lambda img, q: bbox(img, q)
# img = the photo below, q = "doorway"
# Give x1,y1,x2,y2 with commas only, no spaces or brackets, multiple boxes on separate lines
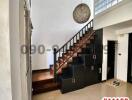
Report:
107,41,116,80
128,33,132,83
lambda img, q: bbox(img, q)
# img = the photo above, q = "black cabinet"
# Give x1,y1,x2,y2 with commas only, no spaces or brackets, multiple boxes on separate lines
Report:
60,29,103,93
73,65,86,88
61,65,85,93
61,78,76,93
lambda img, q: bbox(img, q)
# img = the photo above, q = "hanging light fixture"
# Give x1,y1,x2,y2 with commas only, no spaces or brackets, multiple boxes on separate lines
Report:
73,1,91,24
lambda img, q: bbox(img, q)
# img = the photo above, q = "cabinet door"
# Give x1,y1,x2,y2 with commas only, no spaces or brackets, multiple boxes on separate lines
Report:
93,44,103,65
85,29,103,84
73,65,85,89
84,66,94,85
84,54,94,66
84,65,101,86
93,29,103,80
61,78,76,93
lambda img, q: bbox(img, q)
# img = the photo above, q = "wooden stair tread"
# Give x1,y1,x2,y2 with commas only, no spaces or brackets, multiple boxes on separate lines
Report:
32,71,53,82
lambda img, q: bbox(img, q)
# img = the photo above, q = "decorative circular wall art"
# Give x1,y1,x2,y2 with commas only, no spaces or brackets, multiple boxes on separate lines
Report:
73,3,91,24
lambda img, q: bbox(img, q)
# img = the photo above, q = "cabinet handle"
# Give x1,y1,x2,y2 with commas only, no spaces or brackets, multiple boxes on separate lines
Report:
93,55,96,59
72,78,76,83
99,68,102,74
91,66,94,71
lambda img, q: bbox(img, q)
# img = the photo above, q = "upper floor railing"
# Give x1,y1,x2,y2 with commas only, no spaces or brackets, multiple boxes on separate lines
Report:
95,0,123,15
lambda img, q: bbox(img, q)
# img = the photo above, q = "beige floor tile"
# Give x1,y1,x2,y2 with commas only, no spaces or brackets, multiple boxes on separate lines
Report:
33,80,132,100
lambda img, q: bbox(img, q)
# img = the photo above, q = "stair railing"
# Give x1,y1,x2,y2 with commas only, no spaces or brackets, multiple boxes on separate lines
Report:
53,19,93,80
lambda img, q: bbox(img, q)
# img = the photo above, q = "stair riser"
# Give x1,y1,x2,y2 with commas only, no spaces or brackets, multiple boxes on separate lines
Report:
33,86,59,95
33,79,54,88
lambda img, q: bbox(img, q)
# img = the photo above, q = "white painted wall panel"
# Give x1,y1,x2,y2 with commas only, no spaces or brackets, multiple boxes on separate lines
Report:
0,0,12,100
102,27,117,81
102,25,132,82
116,34,128,82
94,0,132,30
31,0,94,70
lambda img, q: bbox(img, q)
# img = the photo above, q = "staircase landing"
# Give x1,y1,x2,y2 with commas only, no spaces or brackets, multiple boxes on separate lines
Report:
32,70,53,82
32,70,60,95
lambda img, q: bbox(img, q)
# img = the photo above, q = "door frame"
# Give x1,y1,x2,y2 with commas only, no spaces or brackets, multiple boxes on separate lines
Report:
127,33,132,83
107,40,117,80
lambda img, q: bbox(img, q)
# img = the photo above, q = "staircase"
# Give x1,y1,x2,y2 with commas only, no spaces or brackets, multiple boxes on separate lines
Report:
32,70,60,95
32,20,102,94
52,20,94,78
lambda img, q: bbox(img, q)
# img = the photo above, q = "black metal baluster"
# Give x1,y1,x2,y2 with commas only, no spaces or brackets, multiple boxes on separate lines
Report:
73,39,74,46
76,35,77,42
66,44,67,51
59,51,60,58
54,48,57,81
73,37,75,44
79,32,80,39
84,28,86,34
87,24,88,31
63,47,64,53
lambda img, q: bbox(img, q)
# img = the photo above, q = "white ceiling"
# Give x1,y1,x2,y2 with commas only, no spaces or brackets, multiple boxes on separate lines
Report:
108,20,132,30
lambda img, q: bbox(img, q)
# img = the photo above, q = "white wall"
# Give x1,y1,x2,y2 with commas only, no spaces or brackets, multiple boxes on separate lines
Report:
102,27,117,81
9,0,23,100
9,0,31,100
102,25,132,82
116,27,132,82
0,0,12,100
19,0,31,100
0,0,31,100
94,0,132,30
31,0,94,70
93,0,132,81
116,34,128,82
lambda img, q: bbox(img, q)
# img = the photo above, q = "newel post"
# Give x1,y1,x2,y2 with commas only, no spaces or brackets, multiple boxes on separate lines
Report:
54,48,57,82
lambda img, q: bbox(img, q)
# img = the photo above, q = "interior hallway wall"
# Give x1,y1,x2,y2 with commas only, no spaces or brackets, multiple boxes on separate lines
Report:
102,27,117,81
0,0,12,100
116,27,132,82
116,34,128,82
102,26,132,82
94,0,132,30
31,0,94,70
10,0,31,100
0,0,31,100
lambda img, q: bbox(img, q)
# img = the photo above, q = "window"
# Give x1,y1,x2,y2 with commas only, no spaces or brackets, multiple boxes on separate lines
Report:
95,0,123,15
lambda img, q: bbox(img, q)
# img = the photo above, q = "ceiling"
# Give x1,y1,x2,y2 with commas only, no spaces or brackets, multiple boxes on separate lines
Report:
108,20,132,30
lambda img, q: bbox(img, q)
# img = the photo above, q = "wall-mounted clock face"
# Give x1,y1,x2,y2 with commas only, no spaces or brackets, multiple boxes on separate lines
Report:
73,3,91,24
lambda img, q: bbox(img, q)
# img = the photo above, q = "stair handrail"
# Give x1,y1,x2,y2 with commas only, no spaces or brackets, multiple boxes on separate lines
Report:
56,19,93,53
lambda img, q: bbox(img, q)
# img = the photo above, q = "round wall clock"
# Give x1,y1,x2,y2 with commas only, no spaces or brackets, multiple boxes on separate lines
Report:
73,3,91,24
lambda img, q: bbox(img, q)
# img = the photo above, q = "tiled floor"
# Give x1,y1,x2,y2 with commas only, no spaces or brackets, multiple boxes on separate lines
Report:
33,80,132,100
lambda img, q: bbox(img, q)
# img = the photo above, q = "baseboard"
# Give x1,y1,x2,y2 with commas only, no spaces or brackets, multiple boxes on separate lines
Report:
32,69,50,74
101,80,107,83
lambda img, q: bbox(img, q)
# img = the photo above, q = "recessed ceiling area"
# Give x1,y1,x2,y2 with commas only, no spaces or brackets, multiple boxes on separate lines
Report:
107,19,132,30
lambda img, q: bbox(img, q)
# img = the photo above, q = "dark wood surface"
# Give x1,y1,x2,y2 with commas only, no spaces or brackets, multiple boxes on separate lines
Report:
32,70,60,95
